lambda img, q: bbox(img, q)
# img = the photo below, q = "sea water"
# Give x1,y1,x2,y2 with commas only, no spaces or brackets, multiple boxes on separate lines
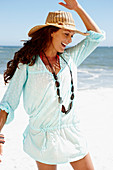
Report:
0,46,113,90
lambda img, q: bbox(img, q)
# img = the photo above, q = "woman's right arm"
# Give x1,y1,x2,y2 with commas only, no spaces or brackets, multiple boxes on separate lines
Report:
0,63,28,125
0,63,28,162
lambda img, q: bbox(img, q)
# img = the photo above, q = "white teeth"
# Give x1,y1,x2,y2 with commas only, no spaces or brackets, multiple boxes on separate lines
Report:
62,42,67,46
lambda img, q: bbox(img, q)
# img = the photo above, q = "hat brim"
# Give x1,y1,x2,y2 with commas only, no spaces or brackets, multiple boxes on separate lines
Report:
28,23,89,37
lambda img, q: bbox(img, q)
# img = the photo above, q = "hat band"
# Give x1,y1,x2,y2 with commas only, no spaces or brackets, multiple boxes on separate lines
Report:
46,22,75,27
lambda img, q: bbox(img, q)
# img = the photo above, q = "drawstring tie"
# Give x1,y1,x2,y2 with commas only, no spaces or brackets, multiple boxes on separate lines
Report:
41,128,48,150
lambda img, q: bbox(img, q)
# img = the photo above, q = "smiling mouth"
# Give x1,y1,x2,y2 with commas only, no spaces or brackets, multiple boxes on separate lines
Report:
61,42,67,48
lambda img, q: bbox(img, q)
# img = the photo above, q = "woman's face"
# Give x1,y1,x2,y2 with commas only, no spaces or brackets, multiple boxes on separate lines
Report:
50,28,75,53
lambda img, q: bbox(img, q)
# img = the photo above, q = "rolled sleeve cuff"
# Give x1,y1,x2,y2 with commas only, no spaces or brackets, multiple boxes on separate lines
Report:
0,102,14,124
86,30,106,42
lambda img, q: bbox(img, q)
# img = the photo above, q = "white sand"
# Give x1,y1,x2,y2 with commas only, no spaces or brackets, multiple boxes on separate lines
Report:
0,74,113,170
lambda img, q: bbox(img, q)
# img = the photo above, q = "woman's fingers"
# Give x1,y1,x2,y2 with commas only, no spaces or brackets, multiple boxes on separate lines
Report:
59,2,73,10
59,2,67,8
59,2,65,6
59,0,79,10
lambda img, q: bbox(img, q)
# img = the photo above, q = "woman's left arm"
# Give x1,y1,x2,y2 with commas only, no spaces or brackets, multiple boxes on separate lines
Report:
59,0,101,33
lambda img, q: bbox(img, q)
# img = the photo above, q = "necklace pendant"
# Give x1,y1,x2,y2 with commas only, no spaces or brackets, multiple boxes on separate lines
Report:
53,73,58,80
57,88,60,96
58,97,63,104
61,105,66,113
70,93,74,100
55,81,60,87
65,110,70,114
68,101,73,110
71,85,74,92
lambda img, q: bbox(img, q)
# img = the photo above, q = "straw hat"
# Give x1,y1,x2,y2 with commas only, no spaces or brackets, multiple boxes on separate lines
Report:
28,11,89,37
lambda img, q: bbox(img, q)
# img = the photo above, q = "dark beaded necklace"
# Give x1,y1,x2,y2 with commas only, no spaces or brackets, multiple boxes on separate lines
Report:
42,52,74,114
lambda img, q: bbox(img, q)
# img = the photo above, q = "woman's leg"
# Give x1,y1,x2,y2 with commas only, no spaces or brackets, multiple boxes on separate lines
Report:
36,161,57,170
70,153,94,170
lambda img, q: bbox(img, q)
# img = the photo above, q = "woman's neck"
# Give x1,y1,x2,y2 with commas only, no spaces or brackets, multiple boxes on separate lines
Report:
42,52,58,62
44,45,57,58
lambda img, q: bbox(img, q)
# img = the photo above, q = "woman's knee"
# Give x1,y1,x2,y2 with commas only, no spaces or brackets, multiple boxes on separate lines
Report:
36,161,57,170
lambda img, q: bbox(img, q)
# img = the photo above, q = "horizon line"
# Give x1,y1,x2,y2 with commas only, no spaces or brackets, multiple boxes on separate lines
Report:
0,45,113,48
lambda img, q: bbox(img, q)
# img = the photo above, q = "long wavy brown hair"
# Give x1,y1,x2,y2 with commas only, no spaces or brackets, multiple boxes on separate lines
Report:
4,26,60,84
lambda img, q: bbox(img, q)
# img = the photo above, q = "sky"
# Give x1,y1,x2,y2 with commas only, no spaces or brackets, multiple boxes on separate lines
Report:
0,0,113,46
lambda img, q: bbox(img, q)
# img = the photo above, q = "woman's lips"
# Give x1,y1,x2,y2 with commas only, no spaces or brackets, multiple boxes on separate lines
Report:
61,42,67,48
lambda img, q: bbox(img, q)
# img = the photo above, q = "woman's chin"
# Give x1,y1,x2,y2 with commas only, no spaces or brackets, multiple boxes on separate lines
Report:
58,49,65,53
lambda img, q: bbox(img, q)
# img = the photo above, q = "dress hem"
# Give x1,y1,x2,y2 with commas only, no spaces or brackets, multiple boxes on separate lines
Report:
23,148,89,165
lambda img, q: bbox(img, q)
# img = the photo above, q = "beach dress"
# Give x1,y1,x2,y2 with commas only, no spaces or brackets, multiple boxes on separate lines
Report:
0,30,105,164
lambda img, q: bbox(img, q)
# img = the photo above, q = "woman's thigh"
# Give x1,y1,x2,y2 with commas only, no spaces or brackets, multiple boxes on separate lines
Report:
36,161,57,170
70,153,94,170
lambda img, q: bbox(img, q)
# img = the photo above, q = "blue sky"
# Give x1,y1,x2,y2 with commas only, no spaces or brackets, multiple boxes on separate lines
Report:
0,0,112,46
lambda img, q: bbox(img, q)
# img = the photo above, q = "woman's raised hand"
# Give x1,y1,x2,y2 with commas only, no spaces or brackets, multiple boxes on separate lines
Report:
59,0,80,11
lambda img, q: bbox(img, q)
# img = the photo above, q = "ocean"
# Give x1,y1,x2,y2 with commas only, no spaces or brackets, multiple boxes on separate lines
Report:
0,46,113,90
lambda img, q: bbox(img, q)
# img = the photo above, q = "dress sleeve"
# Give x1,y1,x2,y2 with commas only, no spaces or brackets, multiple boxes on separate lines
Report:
65,30,105,67
0,63,28,124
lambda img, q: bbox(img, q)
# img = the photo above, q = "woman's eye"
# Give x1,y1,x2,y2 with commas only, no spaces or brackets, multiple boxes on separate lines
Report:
65,33,69,36
64,33,74,38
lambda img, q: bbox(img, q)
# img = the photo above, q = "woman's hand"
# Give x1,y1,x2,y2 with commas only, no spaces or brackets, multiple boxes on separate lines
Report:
59,0,101,33
0,143,3,162
59,0,80,11
0,133,5,162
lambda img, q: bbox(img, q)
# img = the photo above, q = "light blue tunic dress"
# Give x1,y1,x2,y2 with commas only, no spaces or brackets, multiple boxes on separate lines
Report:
0,30,105,164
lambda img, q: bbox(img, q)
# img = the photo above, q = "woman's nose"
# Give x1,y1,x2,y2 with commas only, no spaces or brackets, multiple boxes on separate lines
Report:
68,36,72,43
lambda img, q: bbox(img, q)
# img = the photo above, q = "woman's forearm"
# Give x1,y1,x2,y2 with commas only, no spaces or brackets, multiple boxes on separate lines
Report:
74,4,102,33
0,110,8,132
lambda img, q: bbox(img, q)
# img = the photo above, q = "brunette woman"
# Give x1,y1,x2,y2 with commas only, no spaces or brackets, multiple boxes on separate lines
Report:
0,0,105,169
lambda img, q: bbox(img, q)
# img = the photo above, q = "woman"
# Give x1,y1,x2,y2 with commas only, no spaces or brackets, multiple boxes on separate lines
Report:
0,0,105,169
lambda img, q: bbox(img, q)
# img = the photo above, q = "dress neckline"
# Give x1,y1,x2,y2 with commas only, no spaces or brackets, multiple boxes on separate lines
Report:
39,54,61,76
38,52,70,77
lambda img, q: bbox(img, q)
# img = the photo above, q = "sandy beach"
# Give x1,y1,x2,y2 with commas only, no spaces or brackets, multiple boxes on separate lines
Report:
0,74,113,170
